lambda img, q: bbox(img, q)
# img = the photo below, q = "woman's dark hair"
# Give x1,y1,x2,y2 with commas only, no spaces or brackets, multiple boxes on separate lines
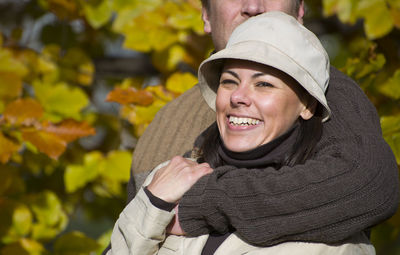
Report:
197,104,323,169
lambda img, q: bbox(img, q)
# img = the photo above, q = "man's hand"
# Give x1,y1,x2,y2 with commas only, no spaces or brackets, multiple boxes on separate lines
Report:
147,156,213,203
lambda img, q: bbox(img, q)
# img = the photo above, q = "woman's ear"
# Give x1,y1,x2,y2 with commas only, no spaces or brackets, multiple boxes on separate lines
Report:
300,99,317,120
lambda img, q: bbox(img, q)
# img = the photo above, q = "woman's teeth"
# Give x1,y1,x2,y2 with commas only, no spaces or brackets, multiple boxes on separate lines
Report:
229,116,260,126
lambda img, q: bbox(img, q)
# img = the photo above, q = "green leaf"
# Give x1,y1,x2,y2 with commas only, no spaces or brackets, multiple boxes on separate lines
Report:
64,151,103,193
28,191,68,240
381,115,400,165
381,115,400,136
101,150,132,182
379,69,400,99
53,231,99,255
152,44,186,72
166,72,197,94
83,0,113,29
0,239,46,255
33,80,89,121
357,0,394,39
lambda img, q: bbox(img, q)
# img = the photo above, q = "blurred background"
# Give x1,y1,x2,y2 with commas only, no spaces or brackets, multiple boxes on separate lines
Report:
0,0,399,254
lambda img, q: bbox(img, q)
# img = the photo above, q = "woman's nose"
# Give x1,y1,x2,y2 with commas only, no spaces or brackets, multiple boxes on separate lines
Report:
241,0,265,17
230,85,251,107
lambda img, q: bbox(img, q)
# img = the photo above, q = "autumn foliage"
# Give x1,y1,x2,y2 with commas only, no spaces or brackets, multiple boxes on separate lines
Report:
0,0,399,254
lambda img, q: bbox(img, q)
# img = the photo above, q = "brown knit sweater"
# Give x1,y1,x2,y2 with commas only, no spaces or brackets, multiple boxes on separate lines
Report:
126,67,398,245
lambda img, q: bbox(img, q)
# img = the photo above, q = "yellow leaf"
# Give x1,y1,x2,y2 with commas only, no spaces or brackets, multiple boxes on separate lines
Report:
358,0,394,39
145,85,175,102
65,152,103,193
83,0,113,28
389,3,400,28
11,205,32,237
4,98,44,125
42,119,96,142
379,69,400,99
22,130,66,160
106,87,154,106
0,72,23,100
166,72,198,94
0,132,20,164
122,99,166,126
152,44,186,72
33,80,89,121
0,48,28,76
101,150,132,182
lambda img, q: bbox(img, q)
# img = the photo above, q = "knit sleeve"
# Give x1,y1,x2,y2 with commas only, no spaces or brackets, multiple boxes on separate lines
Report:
178,67,399,246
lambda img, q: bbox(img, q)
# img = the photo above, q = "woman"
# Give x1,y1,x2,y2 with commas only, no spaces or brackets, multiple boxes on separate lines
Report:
107,12,374,255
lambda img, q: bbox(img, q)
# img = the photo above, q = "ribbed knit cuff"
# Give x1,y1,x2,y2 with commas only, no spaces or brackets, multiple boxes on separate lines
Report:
179,174,212,236
179,168,231,237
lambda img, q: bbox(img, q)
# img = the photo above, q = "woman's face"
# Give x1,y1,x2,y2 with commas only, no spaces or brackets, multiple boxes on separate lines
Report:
216,59,314,152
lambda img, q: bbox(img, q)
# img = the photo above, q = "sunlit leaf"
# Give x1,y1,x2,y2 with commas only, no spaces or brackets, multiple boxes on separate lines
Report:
0,132,20,164
22,130,67,160
0,42,28,94
9,205,32,239
100,150,132,182
42,119,96,142
166,72,197,94
64,151,103,193
0,72,23,101
152,44,186,72
96,229,112,254
28,191,68,240
0,48,28,76
4,98,43,126
379,69,400,99
0,238,45,255
83,0,113,29
33,81,89,121
121,99,166,127
167,1,204,34
145,85,175,102
381,115,400,164
54,231,99,255
358,0,394,39
322,0,359,23
106,87,154,106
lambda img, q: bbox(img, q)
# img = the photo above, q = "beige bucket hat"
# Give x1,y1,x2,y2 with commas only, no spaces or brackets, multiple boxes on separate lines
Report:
198,11,331,121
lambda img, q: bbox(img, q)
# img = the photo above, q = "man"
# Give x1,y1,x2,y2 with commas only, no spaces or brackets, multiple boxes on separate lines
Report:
110,0,399,251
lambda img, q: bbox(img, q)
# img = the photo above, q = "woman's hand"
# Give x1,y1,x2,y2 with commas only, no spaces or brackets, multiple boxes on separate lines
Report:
166,205,185,235
147,156,213,203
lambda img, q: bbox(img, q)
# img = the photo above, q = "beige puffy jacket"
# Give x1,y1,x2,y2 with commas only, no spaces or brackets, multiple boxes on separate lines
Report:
107,161,376,255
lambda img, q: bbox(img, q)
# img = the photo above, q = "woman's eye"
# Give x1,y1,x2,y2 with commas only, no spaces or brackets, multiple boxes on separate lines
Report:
220,79,237,85
256,81,274,87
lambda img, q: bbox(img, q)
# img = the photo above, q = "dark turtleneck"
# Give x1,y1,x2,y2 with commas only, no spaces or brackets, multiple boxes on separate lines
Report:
201,123,300,255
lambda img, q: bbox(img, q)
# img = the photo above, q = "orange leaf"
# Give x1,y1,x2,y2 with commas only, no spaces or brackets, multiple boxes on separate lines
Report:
42,119,96,142
22,130,66,160
0,132,20,164
106,87,154,106
4,98,43,125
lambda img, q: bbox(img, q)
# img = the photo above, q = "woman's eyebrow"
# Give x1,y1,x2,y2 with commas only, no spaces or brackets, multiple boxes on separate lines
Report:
222,70,239,79
252,72,266,78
